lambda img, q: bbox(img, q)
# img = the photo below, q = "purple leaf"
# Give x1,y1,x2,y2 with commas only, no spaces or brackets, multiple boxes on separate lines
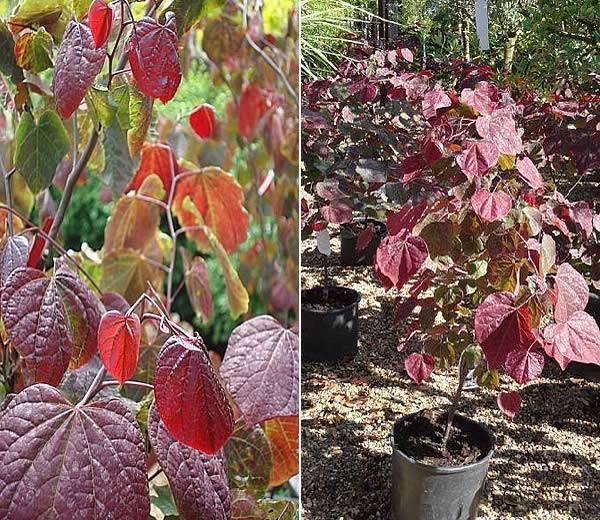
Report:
516,157,544,192
554,262,589,323
497,391,521,419
356,225,375,251
422,86,451,119
53,20,106,119
504,347,544,384
154,334,234,454
456,140,499,179
101,292,130,313
0,236,29,288
470,188,513,222
148,405,230,520
0,384,149,518
0,267,72,386
404,352,435,384
374,230,428,291
386,202,427,235
543,311,600,365
220,316,299,427
475,110,522,155
459,81,498,115
320,199,353,224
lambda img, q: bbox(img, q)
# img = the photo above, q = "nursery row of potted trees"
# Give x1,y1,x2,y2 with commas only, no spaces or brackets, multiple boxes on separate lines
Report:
301,43,600,519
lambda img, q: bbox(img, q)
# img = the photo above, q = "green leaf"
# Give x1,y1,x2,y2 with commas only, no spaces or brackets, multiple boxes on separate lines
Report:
14,27,53,73
259,499,298,520
101,112,137,195
150,483,178,519
127,80,153,157
162,0,225,37
8,0,67,38
14,110,69,194
0,21,24,83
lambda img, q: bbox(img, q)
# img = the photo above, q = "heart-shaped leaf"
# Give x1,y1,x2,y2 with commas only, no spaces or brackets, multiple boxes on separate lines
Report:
190,104,217,139
154,334,234,453
456,140,499,179
422,85,451,119
374,230,428,291
220,316,299,427
460,81,498,115
14,27,53,73
516,156,544,192
127,81,154,157
476,111,522,155
356,225,375,251
386,202,427,235
263,416,299,488
148,405,231,520
504,347,544,384
97,310,141,384
53,20,106,119
125,13,181,103
471,188,513,222
0,235,29,288
181,248,212,322
88,0,113,48
404,352,435,384
320,200,353,224
238,84,268,140
173,167,249,253
14,111,69,194
554,262,589,323
0,384,150,518
497,390,521,419
224,425,272,497
1,267,72,385
125,141,176,198
543,311,600,365
474,291,535,369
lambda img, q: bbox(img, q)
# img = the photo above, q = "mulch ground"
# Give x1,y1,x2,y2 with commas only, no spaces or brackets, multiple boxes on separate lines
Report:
300,234,600,520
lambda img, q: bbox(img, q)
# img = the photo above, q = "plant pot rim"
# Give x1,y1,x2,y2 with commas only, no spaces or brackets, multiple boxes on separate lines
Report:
301,285,361,314
391,410,495,474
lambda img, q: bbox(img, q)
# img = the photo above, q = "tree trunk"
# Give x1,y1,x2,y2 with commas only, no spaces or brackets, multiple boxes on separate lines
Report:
503,33,518,74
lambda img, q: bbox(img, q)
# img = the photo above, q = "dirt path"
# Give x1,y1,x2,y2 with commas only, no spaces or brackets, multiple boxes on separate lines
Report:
300,236,600,520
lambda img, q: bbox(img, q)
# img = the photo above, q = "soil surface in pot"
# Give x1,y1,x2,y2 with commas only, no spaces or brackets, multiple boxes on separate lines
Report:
302,286,358,312
395,410,486,467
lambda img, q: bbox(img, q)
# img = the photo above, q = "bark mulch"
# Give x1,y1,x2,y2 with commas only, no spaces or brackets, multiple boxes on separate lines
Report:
300,235,600,520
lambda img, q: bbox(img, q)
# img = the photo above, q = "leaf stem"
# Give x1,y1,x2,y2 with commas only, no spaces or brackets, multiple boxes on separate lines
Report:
0,156,14,237
100,379,154,392
78,366,107,406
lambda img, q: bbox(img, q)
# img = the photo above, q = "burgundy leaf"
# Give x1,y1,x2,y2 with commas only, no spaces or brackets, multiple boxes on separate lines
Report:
459,81,498,115
470,188,513,222
516,157,544,192
55,266,102,369
360,83,378,103
320,199,353,224
475,111,522,155
101,292,130,313
0,384,150,519
356,225,375,251
504,347,544,384
400,153,427,183
474,292,535,369
154,334,234,454
125,13,181,103
88,0,113,49
27,217,53,268
374,230,428,291
148,405,230,520
422,86,451,119
543,311,600,365
53,20,106,119
97,310,141,384
238,84,268,140
568,201,594,239
220,316,299,427
404,352,435,384
554,262,589,323
0,236,29,288
497,391,521,419
190,104,217,139
0,268,72,386
386,202,427,235
456,140,499,179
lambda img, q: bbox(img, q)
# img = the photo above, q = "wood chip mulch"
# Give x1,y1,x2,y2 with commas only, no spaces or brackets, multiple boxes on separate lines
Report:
300,236,600,520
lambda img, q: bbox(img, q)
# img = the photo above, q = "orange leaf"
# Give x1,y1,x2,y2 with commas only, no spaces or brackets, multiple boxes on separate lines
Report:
263,416,299,487
97,310,141,384
173,167,249,254
125,142,177,198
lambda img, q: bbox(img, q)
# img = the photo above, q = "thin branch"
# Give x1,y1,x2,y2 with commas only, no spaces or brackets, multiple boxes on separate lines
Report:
0,156,13,237
78,366,107,406
100,380,154,392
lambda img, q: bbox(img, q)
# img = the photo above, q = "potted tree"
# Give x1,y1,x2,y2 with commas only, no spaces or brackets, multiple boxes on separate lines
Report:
365,56,600,519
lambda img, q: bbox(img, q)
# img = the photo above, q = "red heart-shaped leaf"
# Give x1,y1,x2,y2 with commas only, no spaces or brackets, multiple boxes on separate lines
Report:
374,230,428,291
220,316,299,427
125,141,177,199
88,0,113,49
404,352,435,384
53,20,106,118
497,391,521,419
554,262,589,323
422,85,451,119
543,311,600,365
356,225,375,251
154,334,234,454
516,156,544,192
190,104,217,139
504,347,544,384
238,84,268,140
471,188,513,222
125,13,181,103
97,310,141,384
476,110,522,155
456,140,499,179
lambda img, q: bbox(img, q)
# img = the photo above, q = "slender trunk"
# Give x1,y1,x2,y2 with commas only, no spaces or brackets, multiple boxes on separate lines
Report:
443,352,469,448
503,33,518,74
464,19,471,62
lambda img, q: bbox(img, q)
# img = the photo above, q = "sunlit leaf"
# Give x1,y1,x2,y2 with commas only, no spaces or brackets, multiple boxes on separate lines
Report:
98,310,141,384
263,416,299,488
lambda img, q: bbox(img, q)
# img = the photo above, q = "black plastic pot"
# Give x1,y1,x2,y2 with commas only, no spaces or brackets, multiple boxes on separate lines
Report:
340,218,386,266
567,292,600,380
391,412,495,520
301,286,360,362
